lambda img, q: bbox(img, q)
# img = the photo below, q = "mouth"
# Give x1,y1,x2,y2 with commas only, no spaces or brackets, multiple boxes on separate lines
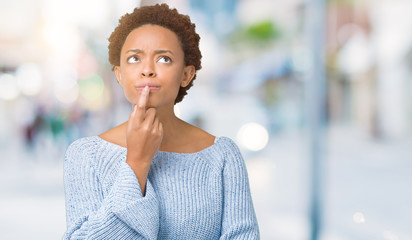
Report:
136,84,161,91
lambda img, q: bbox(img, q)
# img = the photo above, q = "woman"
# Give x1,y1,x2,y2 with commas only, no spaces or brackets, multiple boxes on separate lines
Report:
63,4,259,239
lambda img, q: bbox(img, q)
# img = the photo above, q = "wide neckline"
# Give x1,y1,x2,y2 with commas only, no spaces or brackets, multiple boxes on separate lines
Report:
94,135,221,156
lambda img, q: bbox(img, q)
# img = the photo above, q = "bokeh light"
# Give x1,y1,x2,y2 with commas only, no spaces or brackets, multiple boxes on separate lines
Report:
79,74,104,102
54,83,79,105
0,73,20,101
50,66,78,91
237,122,269,151
77,74,110,110
352,212,366,224
16,63,44,96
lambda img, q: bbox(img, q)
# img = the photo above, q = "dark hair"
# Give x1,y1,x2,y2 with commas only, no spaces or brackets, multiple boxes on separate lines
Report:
108,3,202,104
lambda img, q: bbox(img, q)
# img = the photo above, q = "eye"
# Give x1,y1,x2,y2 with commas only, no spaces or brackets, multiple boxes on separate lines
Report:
158,56,172,64
127,56,140,63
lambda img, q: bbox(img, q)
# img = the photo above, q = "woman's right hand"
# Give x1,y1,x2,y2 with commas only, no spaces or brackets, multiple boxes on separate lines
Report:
125,86,163,193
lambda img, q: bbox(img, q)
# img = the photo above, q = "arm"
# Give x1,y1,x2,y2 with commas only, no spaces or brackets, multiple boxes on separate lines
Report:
64,85,162,239
220,139,260,239
125,85,163,196
63,141,159,240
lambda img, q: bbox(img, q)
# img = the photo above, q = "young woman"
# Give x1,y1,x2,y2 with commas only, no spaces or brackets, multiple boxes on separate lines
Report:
63,4,259,239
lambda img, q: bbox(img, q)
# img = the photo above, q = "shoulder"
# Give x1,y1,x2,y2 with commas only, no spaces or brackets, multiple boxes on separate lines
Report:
214,136,242,156
215,136,248,167
64,136,101,169
63,137,104,189
203,136,244,165
66,136,100,156
212,137,250,178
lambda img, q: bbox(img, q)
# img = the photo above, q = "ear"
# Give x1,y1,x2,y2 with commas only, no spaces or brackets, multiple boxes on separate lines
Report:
114,66,122,85
181,65,196,87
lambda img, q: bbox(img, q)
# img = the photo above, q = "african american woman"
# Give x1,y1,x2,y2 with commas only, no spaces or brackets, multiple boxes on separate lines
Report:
63,4,260,239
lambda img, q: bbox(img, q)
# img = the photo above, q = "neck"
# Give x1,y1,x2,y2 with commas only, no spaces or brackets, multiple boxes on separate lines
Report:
156,104,185,144
127,103,186,149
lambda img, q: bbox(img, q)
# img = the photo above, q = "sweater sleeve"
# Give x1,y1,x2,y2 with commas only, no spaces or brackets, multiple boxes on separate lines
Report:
219,138,260,239
63,139,159,240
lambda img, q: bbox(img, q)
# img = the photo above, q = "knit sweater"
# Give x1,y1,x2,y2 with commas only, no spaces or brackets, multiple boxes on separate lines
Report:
63,135,259,239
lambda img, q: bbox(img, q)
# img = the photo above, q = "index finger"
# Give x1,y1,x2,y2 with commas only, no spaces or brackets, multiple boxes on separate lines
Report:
132,85,150,121
139,85,150,108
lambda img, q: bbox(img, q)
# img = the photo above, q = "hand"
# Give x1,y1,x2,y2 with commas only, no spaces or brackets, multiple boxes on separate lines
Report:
126,85,163,169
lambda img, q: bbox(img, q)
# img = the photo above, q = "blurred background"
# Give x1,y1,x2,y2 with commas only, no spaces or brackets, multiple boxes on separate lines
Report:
0,0,411,239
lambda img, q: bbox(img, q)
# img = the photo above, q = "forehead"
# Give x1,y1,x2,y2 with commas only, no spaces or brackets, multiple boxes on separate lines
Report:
122,24,183,53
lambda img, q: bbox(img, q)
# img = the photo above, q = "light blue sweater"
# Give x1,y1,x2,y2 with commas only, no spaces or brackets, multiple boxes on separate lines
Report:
63,136,260,239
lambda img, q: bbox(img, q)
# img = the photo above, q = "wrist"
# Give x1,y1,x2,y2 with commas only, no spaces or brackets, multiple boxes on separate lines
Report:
126,154,151,167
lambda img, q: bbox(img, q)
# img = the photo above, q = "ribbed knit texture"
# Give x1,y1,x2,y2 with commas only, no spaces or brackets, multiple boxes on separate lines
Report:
63,136,260,239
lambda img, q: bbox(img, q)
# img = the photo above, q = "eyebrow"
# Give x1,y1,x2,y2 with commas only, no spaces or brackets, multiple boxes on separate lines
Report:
126,49,174,55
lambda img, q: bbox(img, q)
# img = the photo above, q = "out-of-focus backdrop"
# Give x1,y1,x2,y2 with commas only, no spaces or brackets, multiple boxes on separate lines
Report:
1,0,411,239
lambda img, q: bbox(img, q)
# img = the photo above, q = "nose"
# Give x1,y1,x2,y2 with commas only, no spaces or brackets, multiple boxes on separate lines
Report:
142,72,155,77
141,62,156,78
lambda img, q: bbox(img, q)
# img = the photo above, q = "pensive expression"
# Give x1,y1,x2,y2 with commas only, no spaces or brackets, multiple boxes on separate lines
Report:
114,24,195,110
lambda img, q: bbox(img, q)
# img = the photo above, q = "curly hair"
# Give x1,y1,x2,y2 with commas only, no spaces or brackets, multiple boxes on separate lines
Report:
108,3,202,104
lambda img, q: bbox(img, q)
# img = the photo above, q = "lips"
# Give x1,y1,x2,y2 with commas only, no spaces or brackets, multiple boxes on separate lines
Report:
136,83,160,91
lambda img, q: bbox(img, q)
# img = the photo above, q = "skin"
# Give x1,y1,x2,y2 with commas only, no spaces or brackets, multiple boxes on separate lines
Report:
99,24,215,196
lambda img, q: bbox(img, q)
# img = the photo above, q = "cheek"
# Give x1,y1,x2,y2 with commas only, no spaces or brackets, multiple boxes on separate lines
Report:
122,67,138,80
169,68,184,84
158,68,182,86
119,73,138,103
120,66,140,88
170,73,185,94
